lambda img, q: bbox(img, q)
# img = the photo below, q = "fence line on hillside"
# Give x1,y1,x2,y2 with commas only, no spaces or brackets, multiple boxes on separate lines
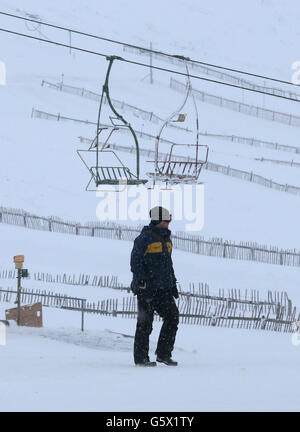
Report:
0,287,117,317
31,108,176,146
0,287,87,330
31,108,97,126
254,156,300,168
110,295,298,333
0,271,291,315
0,268,289,313
81,138,300,197
0,287,297,333
199,131,300,154
170,78,300,128
1,206,300,268
182,283,292,315
41,80,192,133
0,269,122,289
0,287,105,315
31,108,300,197
41,80,300,154
123,44,300,102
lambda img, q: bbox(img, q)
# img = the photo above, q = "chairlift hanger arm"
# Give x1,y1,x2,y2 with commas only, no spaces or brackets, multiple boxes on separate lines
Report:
151,61,208,186
78,55,147,190
97,56,140,179
155,62,192,173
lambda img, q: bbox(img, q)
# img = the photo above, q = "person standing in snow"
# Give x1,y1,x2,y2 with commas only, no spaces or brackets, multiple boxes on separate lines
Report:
130,206,179,367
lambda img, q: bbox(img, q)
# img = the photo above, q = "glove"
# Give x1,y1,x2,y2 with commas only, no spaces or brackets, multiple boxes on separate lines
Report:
137,280,147,290
130,279,147,295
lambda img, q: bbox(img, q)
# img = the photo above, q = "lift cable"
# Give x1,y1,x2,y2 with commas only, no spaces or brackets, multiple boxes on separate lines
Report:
1,26,300,104
0,10,298,89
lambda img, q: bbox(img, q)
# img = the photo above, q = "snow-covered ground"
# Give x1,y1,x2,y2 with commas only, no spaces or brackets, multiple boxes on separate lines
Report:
1,223,300,412
1,306,300,412
1,0,300,412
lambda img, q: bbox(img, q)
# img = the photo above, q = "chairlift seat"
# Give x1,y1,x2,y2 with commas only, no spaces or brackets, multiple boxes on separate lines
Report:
147,144,209,184
91,166,147,186
147,159,204,183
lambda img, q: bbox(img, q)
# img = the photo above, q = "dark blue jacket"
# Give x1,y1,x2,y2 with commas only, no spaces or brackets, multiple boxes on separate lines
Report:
130,223,177,295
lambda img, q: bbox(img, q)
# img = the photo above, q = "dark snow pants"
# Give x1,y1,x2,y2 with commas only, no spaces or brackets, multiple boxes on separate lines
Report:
134,291,179,364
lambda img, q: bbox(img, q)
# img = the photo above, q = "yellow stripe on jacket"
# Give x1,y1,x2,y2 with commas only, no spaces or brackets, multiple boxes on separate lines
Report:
144,242,172,255
144,242,162,254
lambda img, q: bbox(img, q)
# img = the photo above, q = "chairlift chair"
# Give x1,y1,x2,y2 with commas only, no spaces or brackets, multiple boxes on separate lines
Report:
147,58,209,187
147,143,209,184
77,56,148,191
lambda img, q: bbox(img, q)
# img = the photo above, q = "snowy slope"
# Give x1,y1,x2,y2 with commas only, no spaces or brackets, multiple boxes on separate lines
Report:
1,0,300,412
1,222,300,412
1,306,300,412
1,223,300,301
1,0,300,247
